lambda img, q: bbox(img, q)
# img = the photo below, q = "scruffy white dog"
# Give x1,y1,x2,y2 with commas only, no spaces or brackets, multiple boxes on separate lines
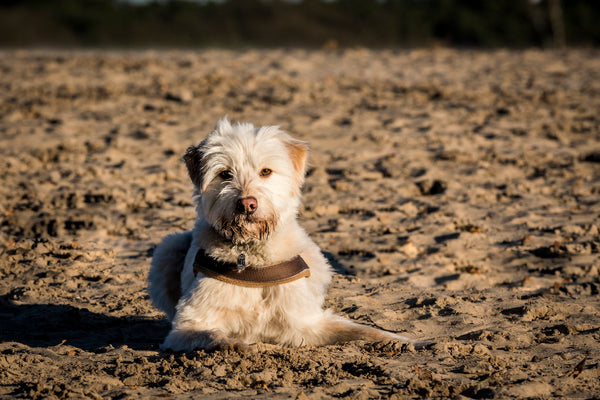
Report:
148,117,418,351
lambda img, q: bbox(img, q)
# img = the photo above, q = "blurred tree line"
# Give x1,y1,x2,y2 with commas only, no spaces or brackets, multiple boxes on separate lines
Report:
0,0,598,48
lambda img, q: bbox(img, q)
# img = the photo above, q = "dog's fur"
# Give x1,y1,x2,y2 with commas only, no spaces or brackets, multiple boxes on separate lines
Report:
148,117,418,351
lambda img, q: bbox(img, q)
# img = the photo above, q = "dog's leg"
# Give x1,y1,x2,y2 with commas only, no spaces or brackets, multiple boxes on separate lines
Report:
160,280,260,352
148,231,192,321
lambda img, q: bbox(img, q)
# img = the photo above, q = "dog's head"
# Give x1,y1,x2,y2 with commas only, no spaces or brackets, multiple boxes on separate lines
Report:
183,117,308,244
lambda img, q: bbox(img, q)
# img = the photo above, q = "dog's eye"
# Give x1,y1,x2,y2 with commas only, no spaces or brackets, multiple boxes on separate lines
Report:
259,168,272,177
219,170,233,180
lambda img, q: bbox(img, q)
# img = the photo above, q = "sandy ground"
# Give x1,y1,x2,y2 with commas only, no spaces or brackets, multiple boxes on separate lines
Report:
0,48,599,399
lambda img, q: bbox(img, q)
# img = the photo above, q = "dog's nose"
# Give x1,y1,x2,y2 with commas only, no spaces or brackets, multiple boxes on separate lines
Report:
237,196,258,214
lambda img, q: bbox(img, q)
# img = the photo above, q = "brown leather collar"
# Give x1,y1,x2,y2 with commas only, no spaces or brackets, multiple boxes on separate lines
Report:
193,249,310,288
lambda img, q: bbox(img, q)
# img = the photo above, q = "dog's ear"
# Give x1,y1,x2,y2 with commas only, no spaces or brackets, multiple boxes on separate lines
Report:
214,116,232,135
284,138,309,187
183,144,206,191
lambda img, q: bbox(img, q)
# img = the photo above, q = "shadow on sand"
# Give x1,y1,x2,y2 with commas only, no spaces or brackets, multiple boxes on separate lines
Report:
0,295,170,351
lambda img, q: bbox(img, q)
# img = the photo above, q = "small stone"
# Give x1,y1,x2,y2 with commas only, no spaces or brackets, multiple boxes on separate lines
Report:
165,89,193,103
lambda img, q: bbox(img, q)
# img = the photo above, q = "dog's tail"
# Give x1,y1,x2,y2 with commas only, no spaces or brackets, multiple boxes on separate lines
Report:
148,231,192,322
305,312,432,349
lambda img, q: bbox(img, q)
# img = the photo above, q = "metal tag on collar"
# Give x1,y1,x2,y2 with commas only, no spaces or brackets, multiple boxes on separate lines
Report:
236,253,246,272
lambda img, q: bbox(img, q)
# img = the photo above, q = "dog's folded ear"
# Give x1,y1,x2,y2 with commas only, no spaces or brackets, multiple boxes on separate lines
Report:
183,144,205,191
283,137,309,187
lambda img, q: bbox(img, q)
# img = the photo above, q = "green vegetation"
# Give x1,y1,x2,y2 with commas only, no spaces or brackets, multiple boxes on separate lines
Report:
0,0,598,48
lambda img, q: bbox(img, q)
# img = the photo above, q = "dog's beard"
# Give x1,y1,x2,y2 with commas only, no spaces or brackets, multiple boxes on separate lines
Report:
215,213,277,245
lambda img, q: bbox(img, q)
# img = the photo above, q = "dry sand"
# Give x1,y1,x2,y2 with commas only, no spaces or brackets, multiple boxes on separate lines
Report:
0,48,599,399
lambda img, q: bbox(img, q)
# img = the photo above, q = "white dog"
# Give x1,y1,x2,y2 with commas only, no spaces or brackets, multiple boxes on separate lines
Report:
148,117,419,351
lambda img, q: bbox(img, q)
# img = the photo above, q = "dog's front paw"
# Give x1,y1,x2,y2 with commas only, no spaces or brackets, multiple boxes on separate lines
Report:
161,329,248,353
205,337,249,353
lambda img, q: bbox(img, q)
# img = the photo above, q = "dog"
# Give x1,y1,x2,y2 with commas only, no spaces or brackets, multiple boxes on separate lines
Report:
148,117,420,351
